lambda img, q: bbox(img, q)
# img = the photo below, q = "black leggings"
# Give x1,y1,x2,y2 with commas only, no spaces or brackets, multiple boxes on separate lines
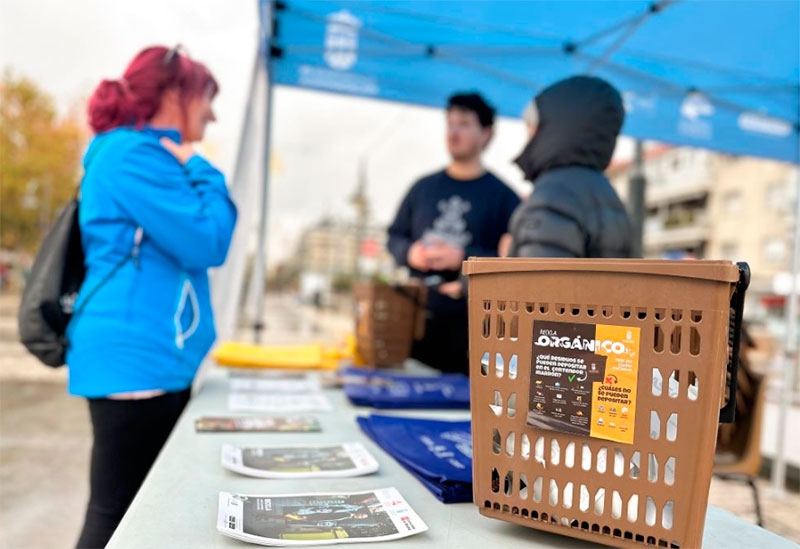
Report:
76,388,191,548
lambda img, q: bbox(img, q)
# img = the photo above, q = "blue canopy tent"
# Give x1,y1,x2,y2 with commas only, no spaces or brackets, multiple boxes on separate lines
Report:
266,0,798,163
218,0,799,491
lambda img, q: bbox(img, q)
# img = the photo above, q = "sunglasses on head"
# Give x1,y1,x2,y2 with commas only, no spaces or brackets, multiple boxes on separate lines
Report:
163,44,186,67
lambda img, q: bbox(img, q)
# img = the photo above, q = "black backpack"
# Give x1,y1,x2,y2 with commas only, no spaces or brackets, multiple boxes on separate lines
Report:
17,198,86,367
18,132,144,367
18,196,142,367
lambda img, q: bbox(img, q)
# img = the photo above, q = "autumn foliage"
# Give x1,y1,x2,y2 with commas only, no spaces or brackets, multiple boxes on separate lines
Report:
0,70,87,252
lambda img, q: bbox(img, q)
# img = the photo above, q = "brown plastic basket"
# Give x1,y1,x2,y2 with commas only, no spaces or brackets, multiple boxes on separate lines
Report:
463,258,749,549
354,281,427,367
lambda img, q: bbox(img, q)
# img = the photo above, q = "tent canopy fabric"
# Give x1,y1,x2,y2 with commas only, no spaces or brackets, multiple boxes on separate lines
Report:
263,0,799,163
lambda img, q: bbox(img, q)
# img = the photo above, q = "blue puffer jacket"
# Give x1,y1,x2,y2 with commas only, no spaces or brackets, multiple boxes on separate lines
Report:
66,126,237,397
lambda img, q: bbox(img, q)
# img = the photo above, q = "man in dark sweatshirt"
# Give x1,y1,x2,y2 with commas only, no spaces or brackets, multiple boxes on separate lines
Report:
509,76,634,258
388,92,520,375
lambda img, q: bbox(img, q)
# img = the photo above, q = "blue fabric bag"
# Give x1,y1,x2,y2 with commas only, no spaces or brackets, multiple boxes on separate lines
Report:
344,369,470,410
357,414,473,503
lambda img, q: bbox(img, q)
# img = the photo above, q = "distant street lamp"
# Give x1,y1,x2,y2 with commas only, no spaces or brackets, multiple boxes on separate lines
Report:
349,158,370,280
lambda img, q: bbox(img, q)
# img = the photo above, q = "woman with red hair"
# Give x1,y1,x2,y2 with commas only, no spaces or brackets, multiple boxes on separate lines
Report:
69,45,237,547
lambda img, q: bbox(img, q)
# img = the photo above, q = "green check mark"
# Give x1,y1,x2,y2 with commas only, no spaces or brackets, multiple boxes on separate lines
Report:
568,375,576,382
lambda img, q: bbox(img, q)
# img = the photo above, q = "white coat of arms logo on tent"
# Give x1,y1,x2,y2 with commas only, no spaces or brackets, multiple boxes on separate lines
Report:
680,91,714,121
324,10,361,71
679,91,715,139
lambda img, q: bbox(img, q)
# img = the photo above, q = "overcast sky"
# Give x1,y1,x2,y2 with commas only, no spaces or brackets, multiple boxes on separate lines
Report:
1,0,634,266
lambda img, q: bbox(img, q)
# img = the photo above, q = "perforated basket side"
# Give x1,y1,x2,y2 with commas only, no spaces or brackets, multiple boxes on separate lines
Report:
465,260,740,549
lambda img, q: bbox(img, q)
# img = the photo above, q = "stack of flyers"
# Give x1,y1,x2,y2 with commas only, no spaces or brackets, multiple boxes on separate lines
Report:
343,369,469,410
221,443,379,479
195,416,321,433
228,369,308,379
229,376,321,393
217,488,428,546
228,371,332,413
228,393,333,413
358,415,472,503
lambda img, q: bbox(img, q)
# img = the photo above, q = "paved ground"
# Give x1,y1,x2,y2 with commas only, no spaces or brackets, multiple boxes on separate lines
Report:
1,293,799,548
0,379,89,549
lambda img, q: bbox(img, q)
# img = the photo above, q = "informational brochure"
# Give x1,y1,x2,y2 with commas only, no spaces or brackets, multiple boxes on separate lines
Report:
228,369,308,379
195,416,321,433
527,320,640,444
229,376,321,393
217,488,428,546
221,442,379,479
228,393,333,413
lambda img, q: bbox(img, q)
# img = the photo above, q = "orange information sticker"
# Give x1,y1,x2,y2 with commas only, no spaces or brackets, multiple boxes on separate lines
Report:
527,321,640,444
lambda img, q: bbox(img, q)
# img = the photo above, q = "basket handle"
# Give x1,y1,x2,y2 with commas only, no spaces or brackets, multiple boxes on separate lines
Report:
390,283,428,341
391,284,426,310
719,262,751,424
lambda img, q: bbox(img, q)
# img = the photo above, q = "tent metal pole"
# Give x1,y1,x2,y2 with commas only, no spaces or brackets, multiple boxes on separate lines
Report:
586,17,647,74
251,57,275,344
252,1,275,344
230,52,261,192
628,140,646,257
584,1,674,74
772,163,800,494
210,47,260,346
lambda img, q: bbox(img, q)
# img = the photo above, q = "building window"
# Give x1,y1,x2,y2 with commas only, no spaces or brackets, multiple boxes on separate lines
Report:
764,237,788,265
720,242,738,262
766,181,787,212
722,191,742,216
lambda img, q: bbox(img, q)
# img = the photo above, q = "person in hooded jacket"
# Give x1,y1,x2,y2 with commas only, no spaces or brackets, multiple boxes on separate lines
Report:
508,76,634,258
437,76,634,301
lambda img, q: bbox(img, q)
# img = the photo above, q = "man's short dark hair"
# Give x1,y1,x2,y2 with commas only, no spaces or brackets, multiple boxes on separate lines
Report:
447,92,495,128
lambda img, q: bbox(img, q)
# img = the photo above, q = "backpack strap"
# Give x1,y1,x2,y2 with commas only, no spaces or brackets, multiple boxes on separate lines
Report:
73,226,144,317
73,130,145,317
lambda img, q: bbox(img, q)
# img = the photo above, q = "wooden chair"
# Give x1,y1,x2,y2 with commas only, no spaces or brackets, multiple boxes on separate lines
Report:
714,327,767,527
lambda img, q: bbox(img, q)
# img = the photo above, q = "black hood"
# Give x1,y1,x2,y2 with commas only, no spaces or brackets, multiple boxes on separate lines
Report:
515,76,624,182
